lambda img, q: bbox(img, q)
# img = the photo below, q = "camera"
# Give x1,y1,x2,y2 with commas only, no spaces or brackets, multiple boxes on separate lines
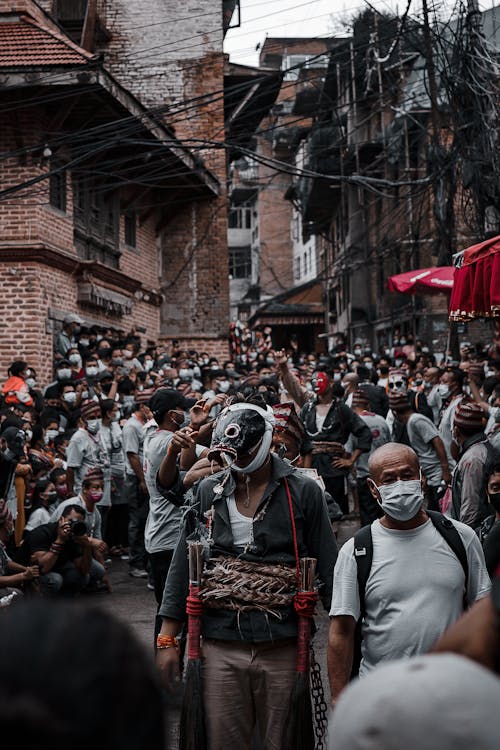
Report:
68,518,87,537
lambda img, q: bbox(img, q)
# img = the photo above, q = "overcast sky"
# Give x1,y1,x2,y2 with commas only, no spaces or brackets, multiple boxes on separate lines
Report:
224,0,493,66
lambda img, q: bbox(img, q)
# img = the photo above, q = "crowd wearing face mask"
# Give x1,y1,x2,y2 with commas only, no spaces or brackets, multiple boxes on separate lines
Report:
0,315,500,748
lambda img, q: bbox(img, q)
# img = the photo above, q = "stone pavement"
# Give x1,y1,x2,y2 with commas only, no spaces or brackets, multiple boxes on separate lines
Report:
95,516,360,749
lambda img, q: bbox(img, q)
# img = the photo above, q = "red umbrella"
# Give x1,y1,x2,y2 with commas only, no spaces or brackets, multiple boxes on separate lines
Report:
388,266,454,295
414,266,454,293
449,235,500,321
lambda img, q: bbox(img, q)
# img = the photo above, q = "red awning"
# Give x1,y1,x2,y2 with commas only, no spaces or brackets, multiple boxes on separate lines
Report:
449,235,500,321
388,267,454,295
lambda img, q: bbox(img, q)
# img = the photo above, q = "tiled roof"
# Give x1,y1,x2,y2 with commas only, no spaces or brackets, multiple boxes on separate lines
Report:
0,13,95,67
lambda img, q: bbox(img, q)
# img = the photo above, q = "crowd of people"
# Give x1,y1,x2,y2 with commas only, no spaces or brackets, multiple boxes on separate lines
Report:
0,312,499,748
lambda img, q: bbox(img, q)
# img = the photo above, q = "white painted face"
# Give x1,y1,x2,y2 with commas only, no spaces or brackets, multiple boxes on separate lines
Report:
388,374,408,395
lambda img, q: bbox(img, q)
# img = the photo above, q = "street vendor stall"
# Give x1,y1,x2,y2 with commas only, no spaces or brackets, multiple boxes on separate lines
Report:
449,235,500,322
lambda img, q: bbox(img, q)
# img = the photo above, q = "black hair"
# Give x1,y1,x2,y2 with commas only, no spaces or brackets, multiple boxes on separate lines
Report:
449,368,466,389
61,504,86,518
50,468,66,483
487,463,500,480
0,600,165,750
30,478,54,511
8,360,28,377
100,399,116,418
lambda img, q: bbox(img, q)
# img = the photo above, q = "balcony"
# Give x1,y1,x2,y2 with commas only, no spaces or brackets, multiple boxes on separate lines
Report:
292,123,345,233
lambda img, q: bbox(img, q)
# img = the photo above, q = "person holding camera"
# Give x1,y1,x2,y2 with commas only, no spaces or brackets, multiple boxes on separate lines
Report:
15,504,92,597
49,467,109,592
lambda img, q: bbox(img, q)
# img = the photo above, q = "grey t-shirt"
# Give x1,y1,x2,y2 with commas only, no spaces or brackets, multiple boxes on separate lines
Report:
330,517,491,676
66,428,109,494
144,429,182,553
122,415,145,476
406,412,443,487
347,412,391,479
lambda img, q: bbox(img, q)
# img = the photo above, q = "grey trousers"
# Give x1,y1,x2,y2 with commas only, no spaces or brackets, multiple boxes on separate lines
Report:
201,638,297,750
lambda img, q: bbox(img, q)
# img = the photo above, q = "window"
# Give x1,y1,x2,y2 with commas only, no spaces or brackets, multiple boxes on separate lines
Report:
228,206,251,229
229,246,251,279
283,53,329,80
49,159,67,212
124,211,137,248
73,175,120,268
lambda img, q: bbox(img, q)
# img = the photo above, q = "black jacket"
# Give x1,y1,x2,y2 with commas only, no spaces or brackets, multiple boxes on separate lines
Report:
300,399,372,477
159,455,337,642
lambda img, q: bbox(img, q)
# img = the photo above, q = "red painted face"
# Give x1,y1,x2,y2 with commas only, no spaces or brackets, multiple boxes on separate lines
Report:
312,371,329,395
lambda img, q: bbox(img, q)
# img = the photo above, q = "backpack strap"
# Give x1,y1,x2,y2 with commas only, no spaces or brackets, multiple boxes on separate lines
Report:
427,510,469,599
353,523,374,616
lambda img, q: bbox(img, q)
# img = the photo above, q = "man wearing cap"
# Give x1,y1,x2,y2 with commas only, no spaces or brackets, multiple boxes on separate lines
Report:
54,313,83,360
386,367,434,443
389,390,451,511
156,395,337,749
122,394,153,578
272,401,343,523
451,400,500,528
66,399,108,500
144,388,197,643
347,390,390,526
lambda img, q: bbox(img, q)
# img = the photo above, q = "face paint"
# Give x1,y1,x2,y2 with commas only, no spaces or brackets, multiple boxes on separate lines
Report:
312,371,329,396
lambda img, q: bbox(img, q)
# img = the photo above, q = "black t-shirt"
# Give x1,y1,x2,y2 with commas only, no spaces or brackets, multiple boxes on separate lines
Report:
15,522,83,568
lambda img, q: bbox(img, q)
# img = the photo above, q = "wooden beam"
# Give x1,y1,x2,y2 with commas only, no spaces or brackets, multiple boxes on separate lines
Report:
81,0,98,52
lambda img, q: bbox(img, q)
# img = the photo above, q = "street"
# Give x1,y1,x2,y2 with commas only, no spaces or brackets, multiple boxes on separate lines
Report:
97,519,358,749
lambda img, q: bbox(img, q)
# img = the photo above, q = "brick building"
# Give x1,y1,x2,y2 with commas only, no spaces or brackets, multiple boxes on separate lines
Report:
228,38,334,351
0,0,235,383
287,8,500,354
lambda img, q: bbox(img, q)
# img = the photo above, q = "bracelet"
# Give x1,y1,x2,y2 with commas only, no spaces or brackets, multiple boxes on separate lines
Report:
50,544,62,554
156,635,179,650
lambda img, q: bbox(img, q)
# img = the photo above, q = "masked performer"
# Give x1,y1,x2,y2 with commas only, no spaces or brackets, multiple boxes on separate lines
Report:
156,395,337,750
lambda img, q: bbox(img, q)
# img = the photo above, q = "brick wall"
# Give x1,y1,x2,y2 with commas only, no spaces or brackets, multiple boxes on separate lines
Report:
0,260,161,385
96,0,230,346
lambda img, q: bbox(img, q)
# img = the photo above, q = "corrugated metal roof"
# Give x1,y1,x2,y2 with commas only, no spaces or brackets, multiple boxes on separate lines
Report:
0,13,95,67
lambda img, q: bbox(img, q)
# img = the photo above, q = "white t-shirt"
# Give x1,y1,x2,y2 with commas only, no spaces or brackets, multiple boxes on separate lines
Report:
227,496,253,546
330,517,490,676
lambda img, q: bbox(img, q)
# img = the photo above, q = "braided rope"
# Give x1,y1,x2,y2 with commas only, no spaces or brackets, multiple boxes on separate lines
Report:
200,556,297,613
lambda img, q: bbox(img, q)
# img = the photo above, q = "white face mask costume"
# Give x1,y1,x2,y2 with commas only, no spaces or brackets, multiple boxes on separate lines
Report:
208,403,275,474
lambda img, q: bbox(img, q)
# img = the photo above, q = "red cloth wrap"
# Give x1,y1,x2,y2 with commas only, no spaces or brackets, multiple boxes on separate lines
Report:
186,586,203,660
293,591,318,674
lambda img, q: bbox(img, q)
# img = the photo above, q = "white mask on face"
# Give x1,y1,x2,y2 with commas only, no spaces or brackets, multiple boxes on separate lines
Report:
374,478,424,521
86,419,100,434
63,391,77,404
86,366,98,377
218,380,230,393
144,360,154,372
68,354,81,366
25,377,36,389
57,369,72,380
438,384,450,399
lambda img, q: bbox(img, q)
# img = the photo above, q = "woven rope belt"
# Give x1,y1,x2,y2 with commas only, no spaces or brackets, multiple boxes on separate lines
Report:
200,555,297,614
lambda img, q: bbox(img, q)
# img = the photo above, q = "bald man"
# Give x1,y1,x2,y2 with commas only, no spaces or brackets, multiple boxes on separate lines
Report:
327,443,490,707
